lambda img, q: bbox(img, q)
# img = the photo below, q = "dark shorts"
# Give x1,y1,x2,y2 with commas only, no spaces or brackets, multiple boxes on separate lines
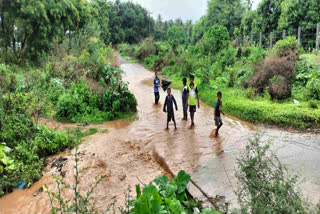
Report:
167,111,175,122
215,116,223,126
189,105,196,113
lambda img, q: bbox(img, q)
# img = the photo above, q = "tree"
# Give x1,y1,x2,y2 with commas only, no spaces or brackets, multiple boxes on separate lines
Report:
156,14,163,29
191,16,207,44
257,0,284,34
167,25,186,50
200,25,230,55
90,0,111,44
0,0,89,59
175,18,183,26
240,10,263,36
107,1,150,44
246,0,253,10
206,0,246,36
278,0,320,31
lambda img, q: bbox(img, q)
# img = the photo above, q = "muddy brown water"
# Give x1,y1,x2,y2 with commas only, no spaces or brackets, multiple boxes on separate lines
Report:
1,56,320,213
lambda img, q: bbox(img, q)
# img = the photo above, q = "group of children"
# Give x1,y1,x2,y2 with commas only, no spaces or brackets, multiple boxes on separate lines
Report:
154,72,225,136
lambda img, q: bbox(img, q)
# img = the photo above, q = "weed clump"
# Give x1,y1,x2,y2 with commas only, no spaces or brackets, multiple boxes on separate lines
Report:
248,37,298,100
235,134,311,213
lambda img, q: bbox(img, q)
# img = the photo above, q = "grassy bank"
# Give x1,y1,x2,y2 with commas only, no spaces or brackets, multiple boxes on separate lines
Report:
163,75,320,128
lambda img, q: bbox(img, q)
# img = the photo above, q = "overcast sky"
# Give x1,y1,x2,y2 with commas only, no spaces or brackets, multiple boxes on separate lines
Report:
124,0,262,23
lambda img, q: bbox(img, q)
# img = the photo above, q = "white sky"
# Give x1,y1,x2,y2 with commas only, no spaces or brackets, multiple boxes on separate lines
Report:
122,0,262,23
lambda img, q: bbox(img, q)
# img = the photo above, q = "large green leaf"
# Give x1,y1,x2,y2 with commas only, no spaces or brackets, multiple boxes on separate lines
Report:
136,184,141,198
162,184,177,199
154,175,169,188
173,170,191,193
133,195,151,214
150,190,163,214
165,198,184,214
143,183,159,198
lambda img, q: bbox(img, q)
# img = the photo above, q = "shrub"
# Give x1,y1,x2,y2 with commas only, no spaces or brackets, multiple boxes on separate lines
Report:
306,77,320,100
272,36,298,57
295,55,320,100
309,100,318,109
47,78,65,104
56,93,82,122
200,25,230,55
245,88,255,100
216,47,237,71
167,25,187,50
136,37,155,60
236,134,310,213
269,76,291,100
247,46,267,64
249,53,296,99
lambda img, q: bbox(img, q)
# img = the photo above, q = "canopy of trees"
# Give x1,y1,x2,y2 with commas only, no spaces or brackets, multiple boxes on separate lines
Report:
1,0,320,61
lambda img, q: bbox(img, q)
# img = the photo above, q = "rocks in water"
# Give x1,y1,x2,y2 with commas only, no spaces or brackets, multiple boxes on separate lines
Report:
51,156,68,177
33,187,43,197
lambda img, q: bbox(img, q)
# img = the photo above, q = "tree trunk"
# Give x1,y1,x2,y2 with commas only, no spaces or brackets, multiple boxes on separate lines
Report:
19,33,28,57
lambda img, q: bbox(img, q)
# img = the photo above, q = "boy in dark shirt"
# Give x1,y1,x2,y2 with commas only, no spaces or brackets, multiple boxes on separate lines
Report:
154,72,161,104
214,91,225,136
182,78,188,120
163,88,178,129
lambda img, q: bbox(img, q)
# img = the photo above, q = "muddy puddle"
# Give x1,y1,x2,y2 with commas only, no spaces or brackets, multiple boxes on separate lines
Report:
1,56,320,213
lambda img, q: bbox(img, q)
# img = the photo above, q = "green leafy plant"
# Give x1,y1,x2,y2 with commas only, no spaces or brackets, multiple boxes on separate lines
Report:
235,133,311,213
128,170,221,214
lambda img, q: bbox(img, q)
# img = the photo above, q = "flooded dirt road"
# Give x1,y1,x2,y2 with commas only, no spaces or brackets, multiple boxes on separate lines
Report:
1,56,320,213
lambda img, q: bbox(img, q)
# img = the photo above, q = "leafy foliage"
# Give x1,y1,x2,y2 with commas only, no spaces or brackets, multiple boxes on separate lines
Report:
235,134,311,213
167,25,187,50
200,25,230,55
129,170,220,214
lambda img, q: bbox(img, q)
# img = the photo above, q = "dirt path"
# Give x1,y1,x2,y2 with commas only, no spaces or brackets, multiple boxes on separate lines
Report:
1,56,320,213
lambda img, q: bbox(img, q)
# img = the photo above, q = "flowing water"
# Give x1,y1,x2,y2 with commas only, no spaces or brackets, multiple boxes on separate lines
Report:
1,56,320,213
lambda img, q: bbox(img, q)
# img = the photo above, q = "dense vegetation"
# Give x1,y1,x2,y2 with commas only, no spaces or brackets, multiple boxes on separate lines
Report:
119,0,320,129
0,0,138,196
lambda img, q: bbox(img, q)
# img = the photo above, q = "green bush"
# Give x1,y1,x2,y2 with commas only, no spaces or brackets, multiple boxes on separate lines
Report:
129,170,222,213
215,47,237,71
295,55,320,100
167,25,187,49
245,88,255,100
56,93,83,122
309,100,318,109
0,101,77,196
272,36,298,57
236,134,310,213
306,78,320,100
200,25,230,55
47,78,65,105
247,46,267,64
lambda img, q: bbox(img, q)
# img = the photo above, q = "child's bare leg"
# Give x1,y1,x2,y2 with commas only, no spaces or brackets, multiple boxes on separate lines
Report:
190,112,195,126
216,123,223,136
167,121,169,129
174,120,177,129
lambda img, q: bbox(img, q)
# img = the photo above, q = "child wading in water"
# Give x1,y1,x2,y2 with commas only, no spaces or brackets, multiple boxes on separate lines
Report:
182,78,188,120
187,75,200,127
214,91,225,136
163,88,178,129
154,72,161,104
